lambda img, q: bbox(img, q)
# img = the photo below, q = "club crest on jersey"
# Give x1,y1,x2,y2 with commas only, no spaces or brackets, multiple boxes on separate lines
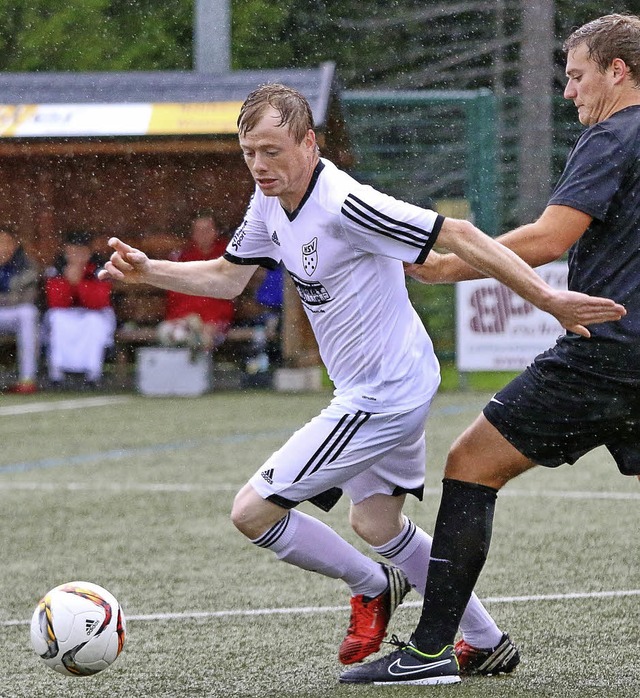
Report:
302,237,318,276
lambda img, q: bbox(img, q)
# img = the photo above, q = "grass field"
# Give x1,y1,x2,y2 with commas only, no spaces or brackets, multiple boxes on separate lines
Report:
0,387,638,697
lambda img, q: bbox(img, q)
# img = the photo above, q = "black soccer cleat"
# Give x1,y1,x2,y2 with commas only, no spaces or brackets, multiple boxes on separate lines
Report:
339,637,461,686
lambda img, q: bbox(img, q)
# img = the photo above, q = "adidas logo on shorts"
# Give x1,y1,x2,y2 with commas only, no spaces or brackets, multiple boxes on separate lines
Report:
261,469,274,484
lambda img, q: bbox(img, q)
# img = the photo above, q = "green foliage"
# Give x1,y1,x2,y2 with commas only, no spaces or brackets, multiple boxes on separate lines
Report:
407,279,456,361
229,0,640,87
0,0,192,71
2,1,639,75
555,1,636,41
231,0,294,69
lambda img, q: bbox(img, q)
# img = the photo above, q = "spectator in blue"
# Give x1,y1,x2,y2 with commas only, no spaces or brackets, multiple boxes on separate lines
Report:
0,227,40,394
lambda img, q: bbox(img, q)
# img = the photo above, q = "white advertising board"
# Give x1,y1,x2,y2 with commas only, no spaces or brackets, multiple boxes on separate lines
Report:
0,101,243,138
455,261,568,371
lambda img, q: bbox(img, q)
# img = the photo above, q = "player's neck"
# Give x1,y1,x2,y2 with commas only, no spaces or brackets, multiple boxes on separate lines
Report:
605,88,640,121
279,156,320,213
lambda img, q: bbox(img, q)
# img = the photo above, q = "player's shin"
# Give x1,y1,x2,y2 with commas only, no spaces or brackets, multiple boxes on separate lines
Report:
412,478,498,654
373,513,503,649
251,509,387,592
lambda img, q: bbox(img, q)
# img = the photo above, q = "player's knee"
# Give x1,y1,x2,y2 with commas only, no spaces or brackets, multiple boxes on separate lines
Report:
230,493,246,532
444,438,472,480
230,485,286,540
349,508,373,541
230,488,259,537
350,506,403,547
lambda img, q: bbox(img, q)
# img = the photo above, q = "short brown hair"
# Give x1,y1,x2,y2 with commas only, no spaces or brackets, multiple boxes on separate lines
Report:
237,83,314,143
193,208,219,225
0,224,17,239
563,13,640,86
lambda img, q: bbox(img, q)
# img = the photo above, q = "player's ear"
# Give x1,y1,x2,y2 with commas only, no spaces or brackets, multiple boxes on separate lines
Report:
611,57,628,83
304,129,317,151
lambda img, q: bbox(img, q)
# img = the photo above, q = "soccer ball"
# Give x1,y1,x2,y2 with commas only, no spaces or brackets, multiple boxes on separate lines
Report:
30,581,126,676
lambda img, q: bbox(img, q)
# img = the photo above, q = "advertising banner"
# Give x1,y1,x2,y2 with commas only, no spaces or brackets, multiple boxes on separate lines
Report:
455,261,568,371
0,102,244,138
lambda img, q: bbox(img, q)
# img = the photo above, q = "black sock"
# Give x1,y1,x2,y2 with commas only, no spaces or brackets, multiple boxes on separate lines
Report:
412,478,498,654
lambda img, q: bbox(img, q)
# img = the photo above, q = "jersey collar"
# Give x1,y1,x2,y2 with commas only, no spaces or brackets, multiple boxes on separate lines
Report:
282,160,325,222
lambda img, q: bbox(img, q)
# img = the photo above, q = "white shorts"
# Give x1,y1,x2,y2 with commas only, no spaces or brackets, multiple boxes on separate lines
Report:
249,398,432,510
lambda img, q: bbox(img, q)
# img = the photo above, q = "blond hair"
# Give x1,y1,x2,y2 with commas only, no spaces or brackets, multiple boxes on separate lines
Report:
237,83,314,143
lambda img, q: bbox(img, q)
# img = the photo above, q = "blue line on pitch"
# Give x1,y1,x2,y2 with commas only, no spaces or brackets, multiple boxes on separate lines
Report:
0,430,291,474
0,402,477,474
434,404,480,415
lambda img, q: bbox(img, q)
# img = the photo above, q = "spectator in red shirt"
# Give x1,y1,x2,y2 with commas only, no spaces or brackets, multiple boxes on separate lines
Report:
43,231,115,387
157,210,235,351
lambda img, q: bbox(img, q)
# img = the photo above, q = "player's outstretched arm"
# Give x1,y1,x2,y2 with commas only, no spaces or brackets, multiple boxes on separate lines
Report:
98,237,256,300
436,218,626,337
408,205,592,284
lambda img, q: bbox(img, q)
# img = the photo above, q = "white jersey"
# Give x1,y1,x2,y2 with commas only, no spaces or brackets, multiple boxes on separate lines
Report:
225,158,443,413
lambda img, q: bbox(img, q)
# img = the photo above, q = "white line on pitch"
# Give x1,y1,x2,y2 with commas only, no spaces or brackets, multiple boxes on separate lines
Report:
3,589,639,627
0,396,132,416
0,481,638,500
0,481,239,492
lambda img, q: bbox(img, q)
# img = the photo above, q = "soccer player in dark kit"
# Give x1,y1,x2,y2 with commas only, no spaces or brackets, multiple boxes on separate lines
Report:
341,13,639,686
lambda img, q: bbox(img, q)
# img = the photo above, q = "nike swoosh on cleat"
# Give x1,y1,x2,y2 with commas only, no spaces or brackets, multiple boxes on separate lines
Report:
489,397,504,405
388,658,452,676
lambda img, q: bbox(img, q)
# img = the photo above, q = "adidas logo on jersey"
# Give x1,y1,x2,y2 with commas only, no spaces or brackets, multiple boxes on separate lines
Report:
261,469,274,484
271,230,280,246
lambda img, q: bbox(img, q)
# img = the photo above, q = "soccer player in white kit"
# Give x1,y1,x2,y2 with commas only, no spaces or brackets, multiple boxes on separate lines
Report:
100,84,622,673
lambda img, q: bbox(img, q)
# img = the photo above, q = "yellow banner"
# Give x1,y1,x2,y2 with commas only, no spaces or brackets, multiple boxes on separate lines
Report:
148,102,243,135
0,102,244,137
0,105,39,136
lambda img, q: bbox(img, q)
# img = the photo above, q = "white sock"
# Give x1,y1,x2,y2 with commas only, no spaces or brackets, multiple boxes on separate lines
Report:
252,510,387,597
373,516,503,649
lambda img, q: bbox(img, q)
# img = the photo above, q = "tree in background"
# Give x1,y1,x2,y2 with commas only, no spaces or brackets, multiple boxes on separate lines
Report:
1,0,636,88
1,0,638,229
0,0,192,71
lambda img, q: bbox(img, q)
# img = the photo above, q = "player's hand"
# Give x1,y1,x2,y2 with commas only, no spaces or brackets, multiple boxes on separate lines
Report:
98,237,150,283
546,290,626,338
404,251,447,283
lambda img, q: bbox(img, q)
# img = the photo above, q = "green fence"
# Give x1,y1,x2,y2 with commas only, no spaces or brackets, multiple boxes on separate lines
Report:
341,89,499,361
342,89,499,235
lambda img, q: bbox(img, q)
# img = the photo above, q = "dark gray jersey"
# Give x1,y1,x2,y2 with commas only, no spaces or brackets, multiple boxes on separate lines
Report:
548,105,640,382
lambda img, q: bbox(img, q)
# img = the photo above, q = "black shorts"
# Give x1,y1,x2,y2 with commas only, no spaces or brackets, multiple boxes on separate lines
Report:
483,351,640,476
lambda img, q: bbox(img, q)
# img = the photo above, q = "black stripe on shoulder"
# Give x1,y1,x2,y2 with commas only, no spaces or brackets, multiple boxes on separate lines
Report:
223,252,280,270
342,194,434,249
342,206,423,249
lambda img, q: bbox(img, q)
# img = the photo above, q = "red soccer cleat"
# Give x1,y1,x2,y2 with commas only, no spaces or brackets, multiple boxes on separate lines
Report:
338,565,410,665
454,633,520,676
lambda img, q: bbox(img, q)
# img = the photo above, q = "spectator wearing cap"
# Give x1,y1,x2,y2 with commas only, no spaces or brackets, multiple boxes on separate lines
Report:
0,227,40,393
43,231,115,387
